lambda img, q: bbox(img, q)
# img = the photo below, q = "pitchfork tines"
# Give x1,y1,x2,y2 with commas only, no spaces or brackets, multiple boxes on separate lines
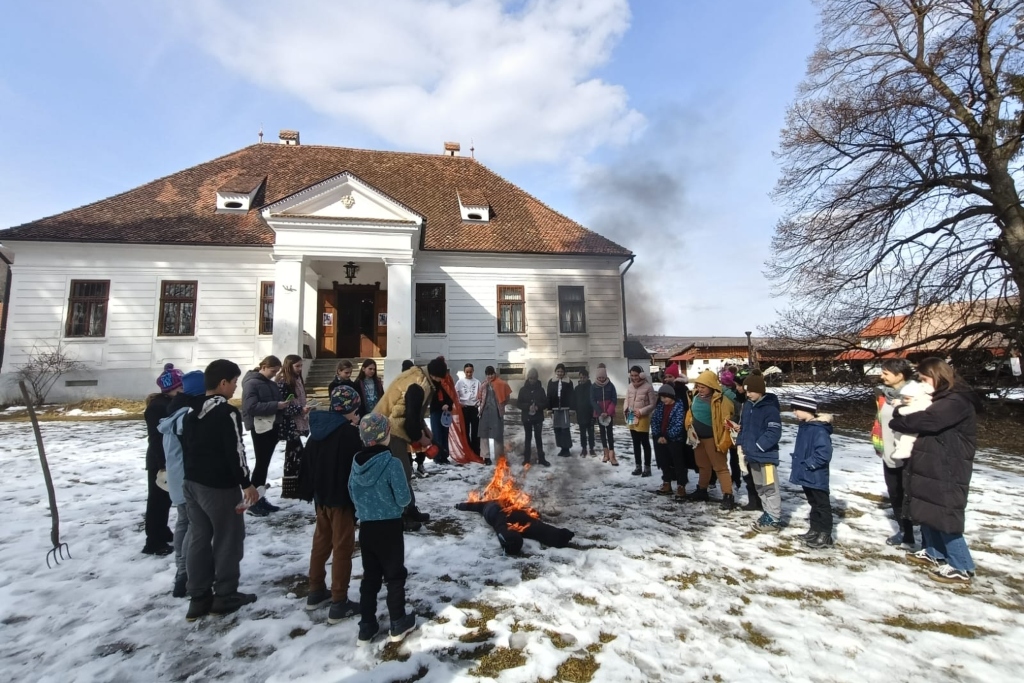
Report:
46,542,72,568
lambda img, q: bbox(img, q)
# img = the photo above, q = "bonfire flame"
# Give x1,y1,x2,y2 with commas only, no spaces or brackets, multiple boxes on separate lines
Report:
466,456,540,528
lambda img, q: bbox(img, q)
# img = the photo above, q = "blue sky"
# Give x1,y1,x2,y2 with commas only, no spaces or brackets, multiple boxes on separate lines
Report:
0,0,818,335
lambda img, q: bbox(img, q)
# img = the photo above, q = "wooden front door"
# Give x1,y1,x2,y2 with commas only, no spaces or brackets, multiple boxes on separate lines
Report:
336,285,378,358
317,289,338,357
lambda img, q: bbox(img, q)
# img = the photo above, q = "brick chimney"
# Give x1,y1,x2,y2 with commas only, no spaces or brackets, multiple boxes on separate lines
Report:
279,129,300,145
444,141,460,157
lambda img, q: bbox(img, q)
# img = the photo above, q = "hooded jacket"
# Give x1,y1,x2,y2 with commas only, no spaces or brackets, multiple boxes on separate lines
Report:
241,370,283,432
517,379,548,425
684,370,736,453
182,395,251,490
788,415,834,491
303,411,364,509
890,386,978,534
348,445,412,521
736,393,782,465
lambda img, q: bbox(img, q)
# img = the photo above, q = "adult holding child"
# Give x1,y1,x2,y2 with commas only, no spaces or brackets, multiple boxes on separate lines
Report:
684,370,736,510
872,358,919,548
241,355,290,515
890,357,980,585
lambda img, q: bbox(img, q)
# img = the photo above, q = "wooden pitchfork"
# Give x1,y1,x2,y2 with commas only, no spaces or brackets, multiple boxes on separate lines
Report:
18,381,71,568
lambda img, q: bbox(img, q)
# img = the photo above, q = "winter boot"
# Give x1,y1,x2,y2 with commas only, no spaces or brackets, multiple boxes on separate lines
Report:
590,449,598,457
631,464,643,476
185,592,213,622
641,467,652,478
173,576,188,599
741,498,763,512
609,450,619,466
210,591,257,616
804,532,835,549
602,449,610,463
674,485,688,500
538,456,551,467
327,599,360,625
654,482,673,495
389,613,417,643
408,506,431,523
796,528,817,542
403,516,423,532
357,620,380,646
720,494,736,511
305,588,331,611
685,487,709,503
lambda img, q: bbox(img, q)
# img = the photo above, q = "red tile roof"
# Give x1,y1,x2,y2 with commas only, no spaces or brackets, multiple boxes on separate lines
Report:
860,315,907,338
1,144,632,257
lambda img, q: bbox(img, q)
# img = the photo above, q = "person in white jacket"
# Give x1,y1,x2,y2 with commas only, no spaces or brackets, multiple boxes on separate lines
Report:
455,363,481,455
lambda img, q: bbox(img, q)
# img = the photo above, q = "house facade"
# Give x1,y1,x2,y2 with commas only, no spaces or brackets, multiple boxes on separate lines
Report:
0,133,633,400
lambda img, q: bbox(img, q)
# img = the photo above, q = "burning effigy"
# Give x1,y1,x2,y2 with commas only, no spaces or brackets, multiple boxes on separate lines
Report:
455,457,574,555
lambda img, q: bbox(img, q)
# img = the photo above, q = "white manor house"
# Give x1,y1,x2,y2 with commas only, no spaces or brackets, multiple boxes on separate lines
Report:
0,132,634,400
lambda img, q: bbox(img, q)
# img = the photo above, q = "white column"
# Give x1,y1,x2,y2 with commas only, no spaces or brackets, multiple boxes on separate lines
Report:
272,256,306,358
385,257,414,363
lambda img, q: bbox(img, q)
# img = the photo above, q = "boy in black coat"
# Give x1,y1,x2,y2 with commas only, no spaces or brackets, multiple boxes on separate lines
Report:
304,385,364,623
142,363,183,555
547,363,574,456
181,359,258,621
518,368,549,466
574,369,597,456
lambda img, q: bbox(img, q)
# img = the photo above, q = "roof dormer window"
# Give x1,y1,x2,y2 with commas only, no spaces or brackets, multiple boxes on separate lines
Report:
216,175,266,213
457,190,490,222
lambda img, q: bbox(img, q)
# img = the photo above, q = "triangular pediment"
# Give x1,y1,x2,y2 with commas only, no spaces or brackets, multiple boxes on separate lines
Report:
263,172,422,224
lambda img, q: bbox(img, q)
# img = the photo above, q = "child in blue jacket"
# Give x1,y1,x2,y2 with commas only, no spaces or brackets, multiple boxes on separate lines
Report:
788,394,835,548
349,412,416,646
735,373,783,532
650,384,687,496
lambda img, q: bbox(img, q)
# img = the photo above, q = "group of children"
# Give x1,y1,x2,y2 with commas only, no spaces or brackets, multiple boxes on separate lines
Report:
146,359,417,645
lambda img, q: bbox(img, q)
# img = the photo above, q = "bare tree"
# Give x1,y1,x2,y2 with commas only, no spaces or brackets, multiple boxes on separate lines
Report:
770,0,1024,354
16,341,87,407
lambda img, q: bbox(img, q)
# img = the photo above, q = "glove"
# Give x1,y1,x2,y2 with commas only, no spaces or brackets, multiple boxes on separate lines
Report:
737,446,748,475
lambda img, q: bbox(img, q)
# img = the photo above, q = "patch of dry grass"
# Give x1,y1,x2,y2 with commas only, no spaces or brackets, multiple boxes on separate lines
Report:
881,615,993,639
741,622,774,649
454,600,500,629
471,647,526,677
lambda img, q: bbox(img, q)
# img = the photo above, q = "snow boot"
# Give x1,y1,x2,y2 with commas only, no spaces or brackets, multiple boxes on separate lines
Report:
185,593,213,622
602,449,610,463
210,592,257,616
631,465,643,476
720,494,736,511
654,482,673,495
173,576,188,599
609,450,619,466
641,467,652,478
305,588,331,611
685,487,709,503
538,457,551,467
327,599,360,625
389,613,417,643
804,532,835,549
357,620,380,646
674,485,688,501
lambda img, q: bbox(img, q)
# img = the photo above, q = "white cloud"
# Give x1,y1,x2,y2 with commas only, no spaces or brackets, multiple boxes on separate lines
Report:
175,0,643,164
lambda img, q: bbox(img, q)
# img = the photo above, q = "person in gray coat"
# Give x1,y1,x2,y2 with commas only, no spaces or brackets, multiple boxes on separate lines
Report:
241,355,289,514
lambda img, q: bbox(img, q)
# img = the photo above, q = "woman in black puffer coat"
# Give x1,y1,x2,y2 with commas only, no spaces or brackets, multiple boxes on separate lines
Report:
890,357,980,585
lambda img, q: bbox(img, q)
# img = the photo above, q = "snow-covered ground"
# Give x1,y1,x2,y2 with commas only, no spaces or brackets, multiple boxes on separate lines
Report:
2,419,1024,683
